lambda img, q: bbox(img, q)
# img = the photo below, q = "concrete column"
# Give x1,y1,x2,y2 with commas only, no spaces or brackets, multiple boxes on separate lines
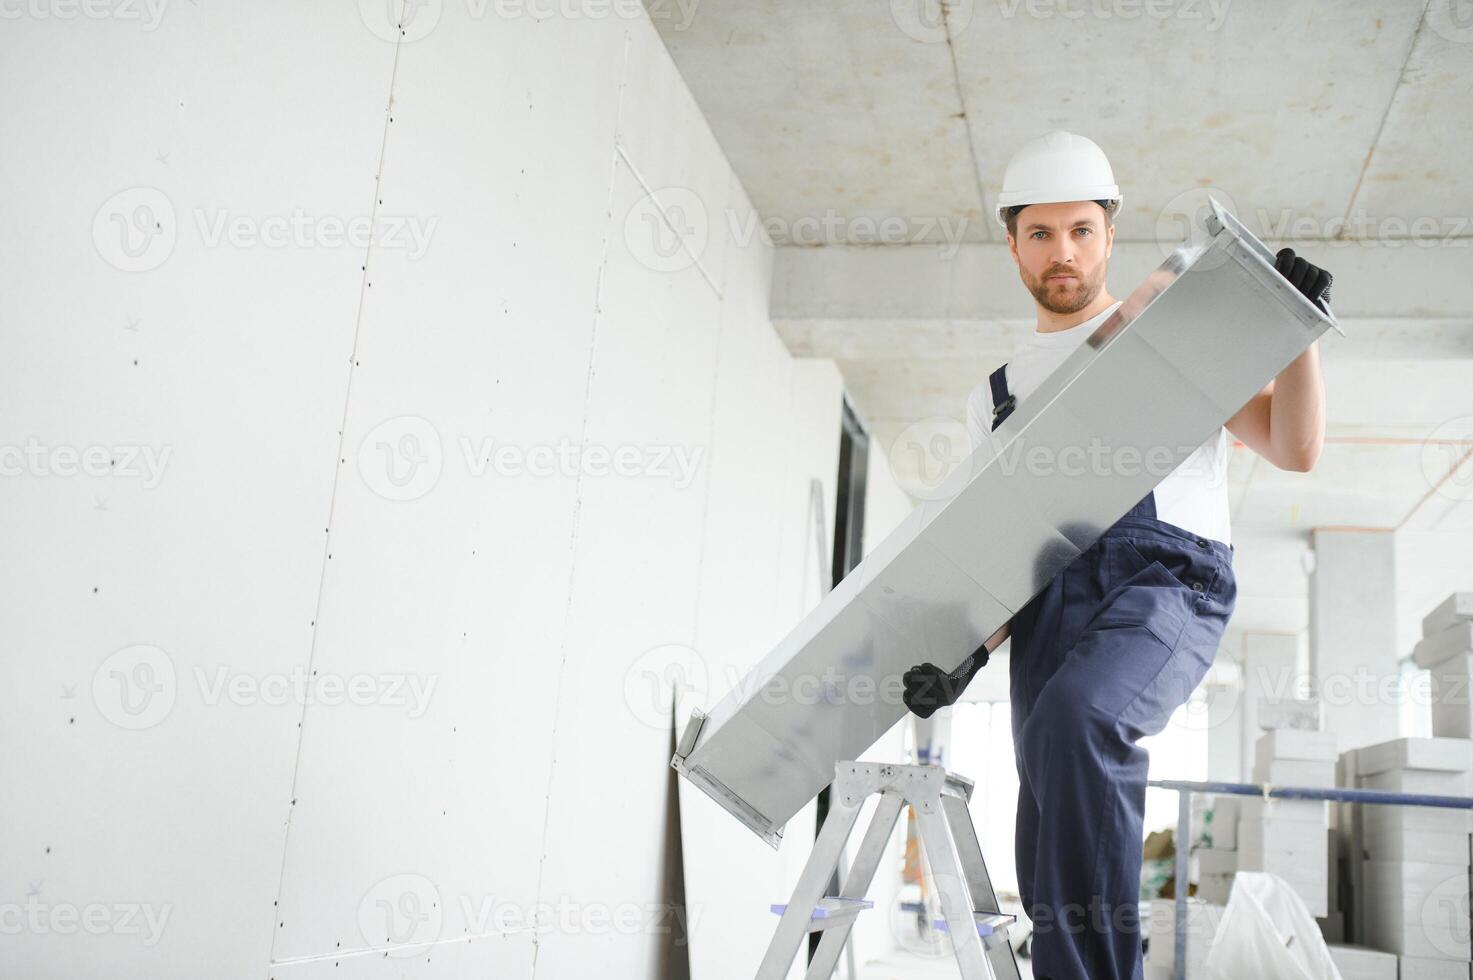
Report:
1309,528,1400,749
1239,632,1302,779
1203,673,1243,782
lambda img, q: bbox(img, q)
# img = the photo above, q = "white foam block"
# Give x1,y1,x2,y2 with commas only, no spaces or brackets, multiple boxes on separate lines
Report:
1361,861,1473,956
1257,728,1338,763
1363,802,1473,836
1253,757,1337,788
1241,796,1329,825
1357,738,1473,777
1239,816,1328,855
1360,918,1470,960
1198,871,1233,905
1435,699,1473,741
1210,797,1240,849
1398,955,1472,979
1197,847,1237,875
1194,795,1240,850
1364,858,1472,897
1415,622,1473,670
1147,899,1225,975
1320,910,1345,944
1424,593,1473,639
1360,767,1473,797
1235,829,1328,915
1432,657,1473,739
1328,944,1396,980
1259,697,1322,731
1361,823,1472,865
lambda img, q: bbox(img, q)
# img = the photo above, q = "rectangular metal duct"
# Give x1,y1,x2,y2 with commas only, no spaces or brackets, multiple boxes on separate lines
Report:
674,200,1338,847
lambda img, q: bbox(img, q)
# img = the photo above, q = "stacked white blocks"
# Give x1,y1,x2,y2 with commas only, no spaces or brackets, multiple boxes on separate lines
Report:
1144,897,1225,980
1418,595,1473,739
1194,794,1239,905
1238,728,1336,917
1355,737,1473,971
1328,944,1397,980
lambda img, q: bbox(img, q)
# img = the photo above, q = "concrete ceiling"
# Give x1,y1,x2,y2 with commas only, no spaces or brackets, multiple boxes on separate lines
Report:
649,0,1470,246
648,0,1473,642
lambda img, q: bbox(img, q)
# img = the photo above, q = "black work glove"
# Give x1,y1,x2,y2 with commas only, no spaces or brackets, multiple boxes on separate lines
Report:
902,649,989,719
1274,247,1333,313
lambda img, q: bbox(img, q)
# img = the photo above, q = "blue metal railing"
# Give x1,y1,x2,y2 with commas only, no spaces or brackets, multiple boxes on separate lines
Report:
1147,778,1473,980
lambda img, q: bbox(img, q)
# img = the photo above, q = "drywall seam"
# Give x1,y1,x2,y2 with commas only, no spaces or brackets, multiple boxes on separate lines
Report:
263,7,407,971
527,23,635,980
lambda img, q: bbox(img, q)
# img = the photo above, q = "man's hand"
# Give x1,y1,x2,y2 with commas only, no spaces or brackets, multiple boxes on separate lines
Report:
1274,247,1333,312
903,651,989,719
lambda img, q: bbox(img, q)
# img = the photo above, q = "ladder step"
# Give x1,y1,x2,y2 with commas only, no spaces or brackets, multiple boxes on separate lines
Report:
769,897,874,931
931,911,1017,938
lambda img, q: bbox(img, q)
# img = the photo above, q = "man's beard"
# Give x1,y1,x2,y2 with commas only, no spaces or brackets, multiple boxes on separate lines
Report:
1023,263,1103,315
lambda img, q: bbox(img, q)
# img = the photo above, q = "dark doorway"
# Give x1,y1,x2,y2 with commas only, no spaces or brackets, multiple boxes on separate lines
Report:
810,395,869,962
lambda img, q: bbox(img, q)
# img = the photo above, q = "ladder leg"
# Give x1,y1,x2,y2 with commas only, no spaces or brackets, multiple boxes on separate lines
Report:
942,794,1023,980
804,790,906,980
941,794,1002,912
916,806,992,979
755,794,865,980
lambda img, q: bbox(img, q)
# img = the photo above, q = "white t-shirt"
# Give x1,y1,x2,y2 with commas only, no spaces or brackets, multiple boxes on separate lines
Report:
964,301,1233,546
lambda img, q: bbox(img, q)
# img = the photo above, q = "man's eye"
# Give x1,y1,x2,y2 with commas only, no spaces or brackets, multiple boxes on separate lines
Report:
1031,231,1047,240
1076,228,1092,236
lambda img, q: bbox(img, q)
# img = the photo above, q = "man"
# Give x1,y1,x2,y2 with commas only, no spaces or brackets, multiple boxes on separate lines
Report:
900,131,1331,980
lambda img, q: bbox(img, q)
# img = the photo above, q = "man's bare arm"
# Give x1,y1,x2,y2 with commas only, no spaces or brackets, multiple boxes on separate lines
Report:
984,621,1011,653
1225,340,1325,473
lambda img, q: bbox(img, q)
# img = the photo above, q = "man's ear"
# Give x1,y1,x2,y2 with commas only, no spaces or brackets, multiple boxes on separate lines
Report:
1006,232,1019,265
1105,222,1115,260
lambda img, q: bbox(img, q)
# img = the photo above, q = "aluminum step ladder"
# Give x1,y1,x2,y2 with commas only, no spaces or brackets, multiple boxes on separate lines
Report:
756,761,1023,980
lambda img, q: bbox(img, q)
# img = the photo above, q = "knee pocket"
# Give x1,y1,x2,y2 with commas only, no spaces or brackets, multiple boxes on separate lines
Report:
1086,562,1192,647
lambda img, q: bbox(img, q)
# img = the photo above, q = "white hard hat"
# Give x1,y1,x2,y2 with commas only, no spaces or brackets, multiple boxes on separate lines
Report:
994,130,1122,229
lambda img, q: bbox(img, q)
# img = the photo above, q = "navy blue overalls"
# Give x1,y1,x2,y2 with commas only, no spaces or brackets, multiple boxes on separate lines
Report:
989,364,1237,980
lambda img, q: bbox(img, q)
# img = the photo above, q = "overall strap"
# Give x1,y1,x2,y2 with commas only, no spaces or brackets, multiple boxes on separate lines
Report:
988,364,1016,431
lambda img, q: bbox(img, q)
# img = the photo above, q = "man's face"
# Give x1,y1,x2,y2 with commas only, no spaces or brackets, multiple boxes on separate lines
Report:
1007,201,1114,315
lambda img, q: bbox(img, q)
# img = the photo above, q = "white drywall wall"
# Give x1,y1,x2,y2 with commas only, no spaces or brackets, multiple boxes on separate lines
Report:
0,4,848,978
